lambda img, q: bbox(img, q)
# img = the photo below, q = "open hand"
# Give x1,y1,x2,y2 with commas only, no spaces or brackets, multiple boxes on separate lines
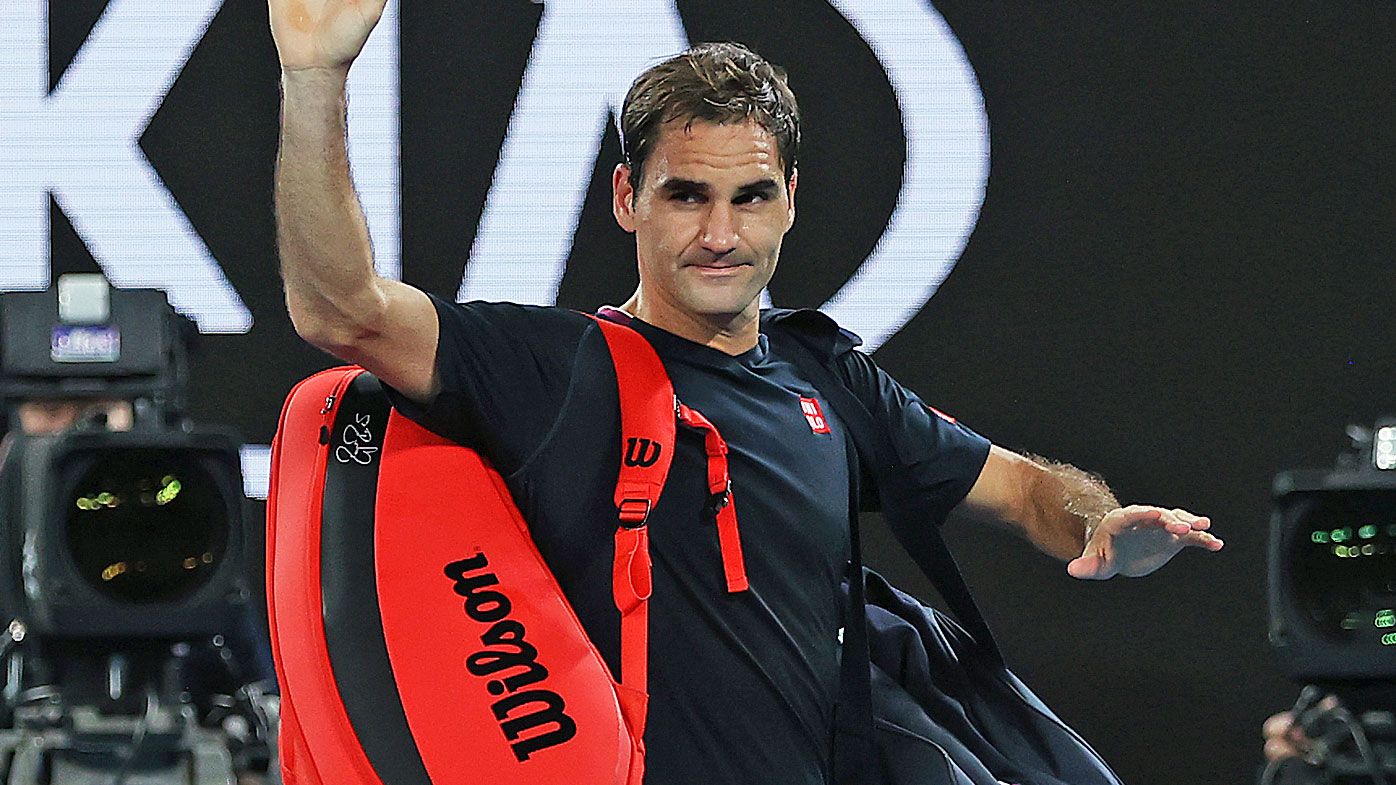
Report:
269,0,388,72
1067,505,1223,580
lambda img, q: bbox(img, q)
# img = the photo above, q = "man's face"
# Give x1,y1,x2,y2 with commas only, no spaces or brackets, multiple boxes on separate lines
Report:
15,399,133,435
613,120,797,325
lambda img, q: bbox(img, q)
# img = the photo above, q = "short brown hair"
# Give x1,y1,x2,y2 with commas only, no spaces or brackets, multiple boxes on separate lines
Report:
619,42,800,192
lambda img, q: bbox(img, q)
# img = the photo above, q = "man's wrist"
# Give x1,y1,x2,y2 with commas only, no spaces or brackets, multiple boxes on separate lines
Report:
1082,515,1103,548
281,66,351,98
1020,452,1118,558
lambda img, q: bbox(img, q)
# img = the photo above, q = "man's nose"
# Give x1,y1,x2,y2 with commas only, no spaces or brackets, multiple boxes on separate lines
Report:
699,203,739,255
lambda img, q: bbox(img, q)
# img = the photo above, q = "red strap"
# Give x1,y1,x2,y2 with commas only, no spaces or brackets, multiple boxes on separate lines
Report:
590,316,753,760
592,318,675,744
612,526,651,690
678,403,750,594
593,315,751,596
594,320,676,527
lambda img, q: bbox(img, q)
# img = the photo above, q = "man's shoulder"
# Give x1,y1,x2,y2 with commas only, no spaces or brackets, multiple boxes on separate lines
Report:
761,307,864,359
431,297,597,341
761,308,895,404
436,297,590,323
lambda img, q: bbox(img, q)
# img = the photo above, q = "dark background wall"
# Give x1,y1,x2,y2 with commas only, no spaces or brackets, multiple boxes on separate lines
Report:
26,2,1396,784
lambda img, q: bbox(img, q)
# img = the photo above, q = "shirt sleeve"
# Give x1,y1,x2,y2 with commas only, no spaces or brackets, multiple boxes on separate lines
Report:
382,295,591,476
835,349,991,526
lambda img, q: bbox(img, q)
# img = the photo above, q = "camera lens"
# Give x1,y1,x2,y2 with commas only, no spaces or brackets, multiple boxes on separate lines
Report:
63,448,230,605
1292,490,1396,640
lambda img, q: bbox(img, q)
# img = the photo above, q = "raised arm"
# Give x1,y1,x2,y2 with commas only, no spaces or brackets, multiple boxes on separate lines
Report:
271,0,438,402
961,446,1224,579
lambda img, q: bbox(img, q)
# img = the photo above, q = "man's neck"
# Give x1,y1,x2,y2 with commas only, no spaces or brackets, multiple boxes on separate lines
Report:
619,293,760,356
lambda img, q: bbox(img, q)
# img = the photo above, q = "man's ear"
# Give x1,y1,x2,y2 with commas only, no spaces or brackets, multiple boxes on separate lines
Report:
613,164,637,233
785,168,798,231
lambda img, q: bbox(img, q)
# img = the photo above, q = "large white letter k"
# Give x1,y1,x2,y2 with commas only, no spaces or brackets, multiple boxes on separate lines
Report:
0,0,252,333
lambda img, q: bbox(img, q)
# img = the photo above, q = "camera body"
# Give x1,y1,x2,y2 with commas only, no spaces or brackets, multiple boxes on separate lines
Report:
0,279,188,406
1266,425,1396,785
0,277,273,784
0,429,248,642
1269,467,1396,683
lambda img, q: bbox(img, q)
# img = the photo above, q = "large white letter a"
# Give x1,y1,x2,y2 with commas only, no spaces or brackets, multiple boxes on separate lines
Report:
458,0,689,305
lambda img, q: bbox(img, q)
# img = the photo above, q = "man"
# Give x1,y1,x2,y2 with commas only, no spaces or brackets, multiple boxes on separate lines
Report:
8,398,133,436
0,398,133,469
269,2,1223,782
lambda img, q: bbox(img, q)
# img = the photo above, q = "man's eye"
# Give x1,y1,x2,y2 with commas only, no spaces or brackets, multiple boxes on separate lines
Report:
671,192,703,203
735,193,770,205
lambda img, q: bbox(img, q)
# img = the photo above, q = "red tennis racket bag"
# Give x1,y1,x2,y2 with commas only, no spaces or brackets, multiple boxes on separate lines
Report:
266,319,674,785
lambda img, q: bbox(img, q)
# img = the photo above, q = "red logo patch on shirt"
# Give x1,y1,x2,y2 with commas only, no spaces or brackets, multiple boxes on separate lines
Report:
800,397,831,434
926,404,957,424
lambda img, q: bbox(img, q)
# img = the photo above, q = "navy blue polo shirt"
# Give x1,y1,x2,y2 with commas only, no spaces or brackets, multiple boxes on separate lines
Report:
388,296,990,785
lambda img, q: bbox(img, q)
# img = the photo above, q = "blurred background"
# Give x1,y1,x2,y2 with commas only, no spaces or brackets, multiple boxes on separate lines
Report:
1,1,1393,783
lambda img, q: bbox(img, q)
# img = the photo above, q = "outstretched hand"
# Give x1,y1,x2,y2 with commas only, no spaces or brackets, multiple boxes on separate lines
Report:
269,0,389,72
1067,505,1223,580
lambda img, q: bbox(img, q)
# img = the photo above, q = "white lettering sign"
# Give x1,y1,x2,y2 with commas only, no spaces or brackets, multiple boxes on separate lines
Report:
0,0,251,333
457,0,688,305
821,0,989,350
348,3,402,282
1,2,988,497
456,0,987,352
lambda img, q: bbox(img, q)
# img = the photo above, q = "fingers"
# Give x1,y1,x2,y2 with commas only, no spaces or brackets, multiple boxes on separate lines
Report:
1067,553,1107,580
1179,528,1225,551
1166,508,1224,550
1104,505,1189,536
1168,506,1209,529
1192,533,1224,551
1105,505,1223,550
1105,505,1163,526
1067,540,1116,580
1107,505,1207,529
1262,710,1305,762
1262,710,1294,741
1157,507,1205,535
1262,696,1341,762
1264,734,1303,762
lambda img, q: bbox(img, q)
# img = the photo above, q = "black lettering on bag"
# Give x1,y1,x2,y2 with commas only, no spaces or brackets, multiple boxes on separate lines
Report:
443,552,576,760
466,619,550,694
445,555,511,622
624,437,662,467
491,690,579,762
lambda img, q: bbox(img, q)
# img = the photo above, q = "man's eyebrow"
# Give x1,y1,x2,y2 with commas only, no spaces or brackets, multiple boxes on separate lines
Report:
655,178,781,195
735,178,781,196
657,178,709,194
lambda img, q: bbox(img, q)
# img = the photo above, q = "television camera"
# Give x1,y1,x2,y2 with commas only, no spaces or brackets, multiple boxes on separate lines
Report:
0,276,275,785
1266,421,1396,784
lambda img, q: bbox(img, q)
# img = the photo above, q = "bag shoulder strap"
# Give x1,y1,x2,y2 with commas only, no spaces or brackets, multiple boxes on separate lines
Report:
767,326,1003,661
594,318,677,526
592,311,751,593
589,316,673,746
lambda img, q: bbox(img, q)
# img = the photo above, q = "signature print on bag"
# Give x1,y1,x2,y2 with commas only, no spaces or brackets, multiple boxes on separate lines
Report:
335,412,379,465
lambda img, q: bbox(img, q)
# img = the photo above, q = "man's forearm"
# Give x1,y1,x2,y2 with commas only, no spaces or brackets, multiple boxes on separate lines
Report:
275,67,382,346
1018,454,1119,560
